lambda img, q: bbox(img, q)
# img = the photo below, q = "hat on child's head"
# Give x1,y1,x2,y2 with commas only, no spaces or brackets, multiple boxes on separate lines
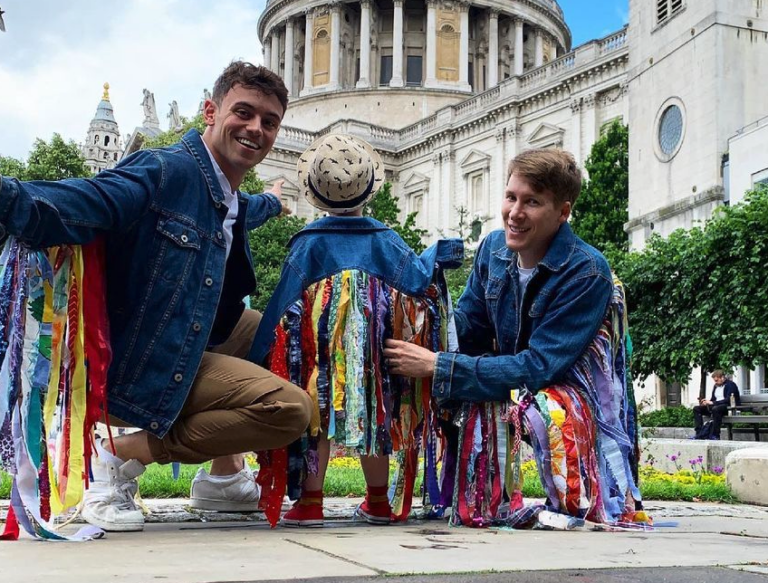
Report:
297,134,385,213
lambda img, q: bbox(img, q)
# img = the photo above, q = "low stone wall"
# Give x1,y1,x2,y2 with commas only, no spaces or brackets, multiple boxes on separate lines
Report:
640,437,768,474
640,427,766,441
726,448,768,506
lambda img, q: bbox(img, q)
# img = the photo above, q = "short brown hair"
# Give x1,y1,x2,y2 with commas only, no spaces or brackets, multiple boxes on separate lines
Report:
711,370,726,378
212,61,289,115
506,149,582,206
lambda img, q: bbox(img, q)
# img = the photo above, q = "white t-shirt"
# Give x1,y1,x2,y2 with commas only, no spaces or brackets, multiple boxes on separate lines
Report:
713,383,726,403
202,141,239,260
518,264,535,302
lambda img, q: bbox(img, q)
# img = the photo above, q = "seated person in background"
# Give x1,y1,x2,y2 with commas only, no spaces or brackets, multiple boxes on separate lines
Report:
248,134,462,527
694,370,741,440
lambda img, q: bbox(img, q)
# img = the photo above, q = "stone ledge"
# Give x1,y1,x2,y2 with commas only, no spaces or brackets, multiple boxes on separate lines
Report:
726,448,768,506
640,438,768,473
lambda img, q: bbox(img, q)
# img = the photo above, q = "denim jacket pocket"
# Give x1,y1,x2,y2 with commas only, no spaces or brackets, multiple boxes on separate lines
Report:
529,287,552,318
154,217,201,283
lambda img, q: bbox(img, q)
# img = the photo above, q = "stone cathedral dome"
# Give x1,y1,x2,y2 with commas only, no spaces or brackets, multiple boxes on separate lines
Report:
258,0,571,130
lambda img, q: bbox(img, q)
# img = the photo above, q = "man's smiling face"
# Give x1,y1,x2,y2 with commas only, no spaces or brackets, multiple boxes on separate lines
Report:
202,84,283,188
501,172,571,268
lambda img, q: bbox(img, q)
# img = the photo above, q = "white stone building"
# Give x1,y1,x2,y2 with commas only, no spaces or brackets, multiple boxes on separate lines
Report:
81,83,122,175
254,0,768,407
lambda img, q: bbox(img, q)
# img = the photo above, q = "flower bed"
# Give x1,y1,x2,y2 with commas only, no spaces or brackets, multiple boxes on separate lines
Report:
0,457,734,503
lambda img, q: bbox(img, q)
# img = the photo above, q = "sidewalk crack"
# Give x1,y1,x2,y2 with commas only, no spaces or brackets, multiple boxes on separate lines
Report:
284,537,387,575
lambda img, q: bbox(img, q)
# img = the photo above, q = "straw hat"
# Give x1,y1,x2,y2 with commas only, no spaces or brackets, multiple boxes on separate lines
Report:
297,134,385,213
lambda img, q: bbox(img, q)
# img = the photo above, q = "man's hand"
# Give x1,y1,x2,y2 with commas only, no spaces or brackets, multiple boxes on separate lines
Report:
383,339,437,378
268,179,292,216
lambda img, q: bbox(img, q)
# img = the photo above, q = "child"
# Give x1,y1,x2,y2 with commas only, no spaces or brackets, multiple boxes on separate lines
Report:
249,134,462,527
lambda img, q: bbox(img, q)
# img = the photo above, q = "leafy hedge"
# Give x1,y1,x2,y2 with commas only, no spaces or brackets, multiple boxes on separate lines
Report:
638,406,695,428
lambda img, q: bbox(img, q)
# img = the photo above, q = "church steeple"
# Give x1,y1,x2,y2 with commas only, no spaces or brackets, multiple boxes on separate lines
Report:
82,82,123,174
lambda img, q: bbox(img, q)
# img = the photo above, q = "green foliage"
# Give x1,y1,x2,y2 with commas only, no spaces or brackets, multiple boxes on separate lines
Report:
142,115,207,149
248,214,306,311
616,186,768,383
0,156,27,179
21,134,91,181
364,182,427,253
638,406,695,428
571,120,629,254
445,252,473,307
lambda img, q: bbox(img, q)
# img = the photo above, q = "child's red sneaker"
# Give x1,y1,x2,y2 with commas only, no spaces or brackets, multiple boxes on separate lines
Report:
281,491,324,527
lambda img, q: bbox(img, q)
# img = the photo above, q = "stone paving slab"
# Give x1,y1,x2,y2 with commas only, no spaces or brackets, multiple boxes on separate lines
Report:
3,499,768,583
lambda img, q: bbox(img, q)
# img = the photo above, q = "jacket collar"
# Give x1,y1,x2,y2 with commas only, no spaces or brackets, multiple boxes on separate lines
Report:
491,222,577,272
289,216,389,244
181,129,225,205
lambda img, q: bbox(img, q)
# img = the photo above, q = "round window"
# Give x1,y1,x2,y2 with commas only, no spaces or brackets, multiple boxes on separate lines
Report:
658,105,683,156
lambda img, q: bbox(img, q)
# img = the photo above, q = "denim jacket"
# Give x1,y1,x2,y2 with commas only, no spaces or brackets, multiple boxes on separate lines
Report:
0,129,282,436
249,216,464,364
433,223,613,404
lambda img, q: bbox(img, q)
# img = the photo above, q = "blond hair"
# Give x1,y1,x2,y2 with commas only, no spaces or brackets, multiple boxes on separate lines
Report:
507,149,582,206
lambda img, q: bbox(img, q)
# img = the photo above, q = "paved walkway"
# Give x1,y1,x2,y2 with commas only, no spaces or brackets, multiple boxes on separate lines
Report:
2,499,768,582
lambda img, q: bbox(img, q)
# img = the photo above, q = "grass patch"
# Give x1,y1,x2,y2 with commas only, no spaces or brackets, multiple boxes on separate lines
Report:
0,460,734,504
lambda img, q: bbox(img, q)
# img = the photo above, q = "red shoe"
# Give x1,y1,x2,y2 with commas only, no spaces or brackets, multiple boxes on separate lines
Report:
281,501,324,527
357,497,392,525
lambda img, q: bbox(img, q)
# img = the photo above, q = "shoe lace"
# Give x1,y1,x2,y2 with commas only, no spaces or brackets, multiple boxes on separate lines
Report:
90,478,139,511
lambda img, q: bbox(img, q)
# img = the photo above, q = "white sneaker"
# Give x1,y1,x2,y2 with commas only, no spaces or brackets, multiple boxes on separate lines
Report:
82,449,146,532
189,467,260,512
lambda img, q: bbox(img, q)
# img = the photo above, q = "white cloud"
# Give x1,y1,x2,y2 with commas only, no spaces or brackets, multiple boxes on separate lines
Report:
0,0,266,160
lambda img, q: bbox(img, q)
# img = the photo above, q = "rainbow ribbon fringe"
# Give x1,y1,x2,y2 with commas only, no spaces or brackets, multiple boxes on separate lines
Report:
452,277,652,529
257,270,451,527
0,237,109,541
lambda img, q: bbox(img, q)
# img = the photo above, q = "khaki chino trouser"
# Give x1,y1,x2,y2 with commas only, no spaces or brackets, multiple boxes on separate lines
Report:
138,309,312,464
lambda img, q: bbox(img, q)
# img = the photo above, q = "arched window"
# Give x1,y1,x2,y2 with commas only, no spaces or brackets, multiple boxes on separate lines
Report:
105,135,111,146
114,153,118,161
103,152,109,160
94,135,100,144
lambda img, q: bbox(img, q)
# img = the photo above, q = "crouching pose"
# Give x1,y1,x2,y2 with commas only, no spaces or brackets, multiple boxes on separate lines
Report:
249,135,462,527
385,149,650,528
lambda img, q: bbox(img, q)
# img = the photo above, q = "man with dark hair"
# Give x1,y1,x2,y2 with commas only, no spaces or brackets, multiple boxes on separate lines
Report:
0,61,311,532
694,370,741,439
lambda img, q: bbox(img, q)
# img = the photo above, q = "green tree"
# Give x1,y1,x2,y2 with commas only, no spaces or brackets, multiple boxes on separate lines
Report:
248,215,306,311
140,113,264,194
0,156,27,180
571,120,629,254
364,182,427,253
23,133,91,181
616,186,768,386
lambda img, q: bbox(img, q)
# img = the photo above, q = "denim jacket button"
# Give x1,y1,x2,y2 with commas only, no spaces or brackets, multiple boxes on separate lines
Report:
204,277,213,286
149,421,159,430
173,373,183,382
216,232,223,240
215,202,222,209
192,322,202,332
180,234,189,243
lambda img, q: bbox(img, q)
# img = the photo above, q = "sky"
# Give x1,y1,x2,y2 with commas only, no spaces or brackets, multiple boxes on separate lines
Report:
0,0,628,161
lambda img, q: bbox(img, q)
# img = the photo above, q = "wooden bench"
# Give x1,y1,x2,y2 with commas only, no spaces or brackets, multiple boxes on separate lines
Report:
723,392,768,441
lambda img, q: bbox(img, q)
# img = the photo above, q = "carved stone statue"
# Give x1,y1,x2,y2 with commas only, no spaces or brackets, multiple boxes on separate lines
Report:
141,89,159,129
197,88,212,115
168,100,182,131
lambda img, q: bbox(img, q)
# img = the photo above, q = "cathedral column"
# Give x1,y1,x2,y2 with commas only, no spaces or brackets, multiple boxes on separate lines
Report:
271,30,280,72
356,0,372,88
284,18,295,95
330,2,342,89
264,34,272,70
390,0,405,87
302,10,314,95
570,98,582,165
534,28,543,67
488,9,499,88
459,2,471,91
425,0,438,87
514,19,524,75
582,94,598,173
